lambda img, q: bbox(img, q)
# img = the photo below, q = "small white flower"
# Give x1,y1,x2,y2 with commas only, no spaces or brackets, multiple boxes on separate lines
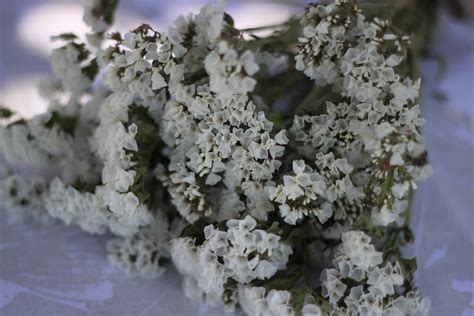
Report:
152,71,167,90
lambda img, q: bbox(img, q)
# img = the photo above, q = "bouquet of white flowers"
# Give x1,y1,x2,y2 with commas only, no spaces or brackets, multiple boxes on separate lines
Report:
0,0,433,314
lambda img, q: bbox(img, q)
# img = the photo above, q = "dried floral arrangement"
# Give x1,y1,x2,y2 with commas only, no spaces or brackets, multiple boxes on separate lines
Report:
0,0,434,315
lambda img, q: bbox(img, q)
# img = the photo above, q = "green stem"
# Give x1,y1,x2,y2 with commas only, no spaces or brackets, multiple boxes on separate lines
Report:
239,20,293,33
237,0,304,8
403,186,414,225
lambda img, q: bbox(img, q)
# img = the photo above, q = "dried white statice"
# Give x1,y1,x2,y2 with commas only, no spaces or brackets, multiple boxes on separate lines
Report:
0,167,51,223
320,231,430,315
285,0,430,233
170,216,292,311
266,158,338,225
238,285,326,316
107,213,170,278
205,41,259,98
0,0,432,314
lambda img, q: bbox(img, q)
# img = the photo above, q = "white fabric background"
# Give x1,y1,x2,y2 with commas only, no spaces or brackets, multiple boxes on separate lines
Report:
0,9,473,316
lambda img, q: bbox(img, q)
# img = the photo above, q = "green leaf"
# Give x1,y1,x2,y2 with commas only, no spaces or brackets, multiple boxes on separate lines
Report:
90,0,119,25
284,226,309,245
266,221,281,235
180,218,208,245
381,168,394,196
261,266,302,291
268,112,282,128
223,13,235,27
7,119,26,127
0,106,13,119
353,214,385,238
126,105,163,205
51,33,78,42
108,32,122,42
83,58,99,80
399,257,418,290
45,111,77,135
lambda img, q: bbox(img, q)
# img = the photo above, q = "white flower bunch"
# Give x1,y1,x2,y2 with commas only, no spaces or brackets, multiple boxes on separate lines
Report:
107,212,170,278
321,231,430,315
239,286,319,316
0,0,432,314
266,160,332,225
0,167,50,223
171,215,292,309
205,41,259,98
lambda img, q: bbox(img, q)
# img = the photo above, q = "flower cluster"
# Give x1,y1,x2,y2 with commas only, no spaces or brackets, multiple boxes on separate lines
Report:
0,167,50,223
160,91,289,223
321,231,430,315
0,0,432,315
288,0,431,230
266,160,332,225
92,91,153,235
205,41,259,98
107,213,170,278
171,216,292,310
239,286,323,316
